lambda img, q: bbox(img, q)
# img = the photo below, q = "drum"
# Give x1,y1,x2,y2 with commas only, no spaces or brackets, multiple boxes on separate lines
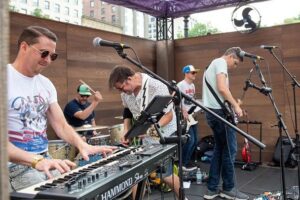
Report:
109,124,124,145
48,140,77,161
88,134,111,146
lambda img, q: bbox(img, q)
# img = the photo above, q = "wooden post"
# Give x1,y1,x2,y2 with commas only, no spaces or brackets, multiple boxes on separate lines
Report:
0,0,9,199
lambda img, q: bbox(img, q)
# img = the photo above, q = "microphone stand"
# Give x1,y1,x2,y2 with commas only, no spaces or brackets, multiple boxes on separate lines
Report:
266,49,300,199
114,47,266,200
250,59,295,200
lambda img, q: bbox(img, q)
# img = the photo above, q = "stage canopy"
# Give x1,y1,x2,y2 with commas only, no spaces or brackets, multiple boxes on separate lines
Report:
102,0,269,18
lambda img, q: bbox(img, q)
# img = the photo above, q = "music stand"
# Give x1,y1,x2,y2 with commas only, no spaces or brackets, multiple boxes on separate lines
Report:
125,95,172,140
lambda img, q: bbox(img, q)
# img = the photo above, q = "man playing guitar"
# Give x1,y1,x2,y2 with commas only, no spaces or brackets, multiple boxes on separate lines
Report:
177,64,200,171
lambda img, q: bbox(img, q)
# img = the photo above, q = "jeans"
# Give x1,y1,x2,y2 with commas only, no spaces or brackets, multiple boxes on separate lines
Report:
182,124,198,166
205,109,237,192
8,153,61,191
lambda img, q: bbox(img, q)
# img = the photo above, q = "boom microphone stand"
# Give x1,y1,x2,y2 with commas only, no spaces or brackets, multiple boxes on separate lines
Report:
265,48,300,199
247,59,295,200
109,47,266,200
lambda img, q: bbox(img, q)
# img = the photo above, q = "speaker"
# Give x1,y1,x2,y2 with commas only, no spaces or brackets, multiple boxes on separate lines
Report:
272,136,292,164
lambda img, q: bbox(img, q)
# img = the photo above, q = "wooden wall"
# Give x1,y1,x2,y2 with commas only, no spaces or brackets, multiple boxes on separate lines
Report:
9,12,300,162
174,25,300,162
9,12,156,139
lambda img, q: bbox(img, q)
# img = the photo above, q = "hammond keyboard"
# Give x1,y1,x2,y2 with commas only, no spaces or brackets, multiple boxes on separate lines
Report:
10,144,177,200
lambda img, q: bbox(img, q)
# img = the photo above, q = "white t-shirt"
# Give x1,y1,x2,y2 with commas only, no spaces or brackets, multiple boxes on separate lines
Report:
7,64,57,153
202,57,229,109
177,79,196,112
121,73,176,137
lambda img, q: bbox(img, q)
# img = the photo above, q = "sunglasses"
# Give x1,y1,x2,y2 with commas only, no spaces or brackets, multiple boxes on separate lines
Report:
80,95,90,98
190,72,197,75
30,45,58,61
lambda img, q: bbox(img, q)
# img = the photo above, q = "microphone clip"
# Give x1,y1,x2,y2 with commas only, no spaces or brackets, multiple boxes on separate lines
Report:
246,80,272,96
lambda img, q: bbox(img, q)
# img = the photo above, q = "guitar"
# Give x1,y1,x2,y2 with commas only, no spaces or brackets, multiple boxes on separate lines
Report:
223,100,238,125
241,109,251,163
241,138,251,163
186,114,198,131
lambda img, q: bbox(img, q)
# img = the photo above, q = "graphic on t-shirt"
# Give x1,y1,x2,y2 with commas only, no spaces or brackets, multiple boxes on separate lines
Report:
9,94,48,152
11,95,48,130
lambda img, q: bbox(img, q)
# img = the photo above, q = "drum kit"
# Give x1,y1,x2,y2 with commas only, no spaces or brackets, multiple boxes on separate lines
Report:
48,123,125,161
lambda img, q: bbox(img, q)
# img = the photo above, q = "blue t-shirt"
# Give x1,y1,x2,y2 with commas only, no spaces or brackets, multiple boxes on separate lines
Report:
64,99,95,128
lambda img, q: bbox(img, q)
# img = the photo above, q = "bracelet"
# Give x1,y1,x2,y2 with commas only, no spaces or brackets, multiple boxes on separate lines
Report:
31,155,44,169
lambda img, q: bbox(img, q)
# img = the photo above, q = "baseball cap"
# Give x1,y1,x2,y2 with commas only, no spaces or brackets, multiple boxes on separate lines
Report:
182,65,200,74
78,84,91,96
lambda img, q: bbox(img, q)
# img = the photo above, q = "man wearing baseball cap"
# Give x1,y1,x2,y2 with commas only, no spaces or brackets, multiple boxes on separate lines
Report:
177,64,200,172
64,84,103,137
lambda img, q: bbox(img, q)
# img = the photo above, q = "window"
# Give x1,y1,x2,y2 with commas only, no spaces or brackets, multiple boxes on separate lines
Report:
45,1,50,9
20,8,27,14
73,9,78,17
90,10,94,17
90,0,94,7
32,0,39,7
112,15,116,24
101,7,105,15
111,6,116,13
64,7,69,15
54,4,60,13
74,0,78,5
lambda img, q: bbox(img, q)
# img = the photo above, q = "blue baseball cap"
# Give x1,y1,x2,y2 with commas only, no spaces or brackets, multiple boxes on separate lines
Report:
182,65,200,74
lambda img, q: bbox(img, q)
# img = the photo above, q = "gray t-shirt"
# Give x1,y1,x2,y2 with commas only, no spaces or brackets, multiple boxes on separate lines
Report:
202,57,229,109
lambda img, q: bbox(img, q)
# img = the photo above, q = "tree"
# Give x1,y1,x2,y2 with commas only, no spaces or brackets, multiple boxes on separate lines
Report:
283,14,300,24
177,22,219,39
32,8,49,19
189,22,219,37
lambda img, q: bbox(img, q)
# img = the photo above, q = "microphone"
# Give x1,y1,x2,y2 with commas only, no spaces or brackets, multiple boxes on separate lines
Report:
260,45,278,50
239,50,264,60
93,37,130,49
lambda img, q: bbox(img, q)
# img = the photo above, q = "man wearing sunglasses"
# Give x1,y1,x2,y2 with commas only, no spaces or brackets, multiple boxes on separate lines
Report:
7,26,114,191
177,65,200,172
64,84,103,138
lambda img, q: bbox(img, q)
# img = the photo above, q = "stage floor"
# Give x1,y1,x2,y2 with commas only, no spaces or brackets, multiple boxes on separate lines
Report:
149,163,298,200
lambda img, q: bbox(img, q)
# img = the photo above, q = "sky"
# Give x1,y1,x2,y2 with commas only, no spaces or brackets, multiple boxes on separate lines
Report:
183,0,300,33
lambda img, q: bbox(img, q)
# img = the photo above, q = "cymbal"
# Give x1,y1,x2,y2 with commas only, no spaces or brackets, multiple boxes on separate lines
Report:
74,125,109,132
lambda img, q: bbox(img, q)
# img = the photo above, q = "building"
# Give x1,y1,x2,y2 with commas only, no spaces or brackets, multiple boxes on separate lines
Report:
147,16,156,40
82,0,152,39
82,0,121,26
10,0,83,25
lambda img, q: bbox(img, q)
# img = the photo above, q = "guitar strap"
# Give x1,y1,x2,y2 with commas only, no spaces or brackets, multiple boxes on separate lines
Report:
204,72,228,114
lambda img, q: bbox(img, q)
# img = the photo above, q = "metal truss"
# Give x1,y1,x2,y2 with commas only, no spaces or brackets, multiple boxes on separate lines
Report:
156,17,174,40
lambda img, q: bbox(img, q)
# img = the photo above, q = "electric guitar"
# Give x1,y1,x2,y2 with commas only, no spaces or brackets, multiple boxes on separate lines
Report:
242,138,251,163
241,110,252,163
223,99,243,125
186,114,198,131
